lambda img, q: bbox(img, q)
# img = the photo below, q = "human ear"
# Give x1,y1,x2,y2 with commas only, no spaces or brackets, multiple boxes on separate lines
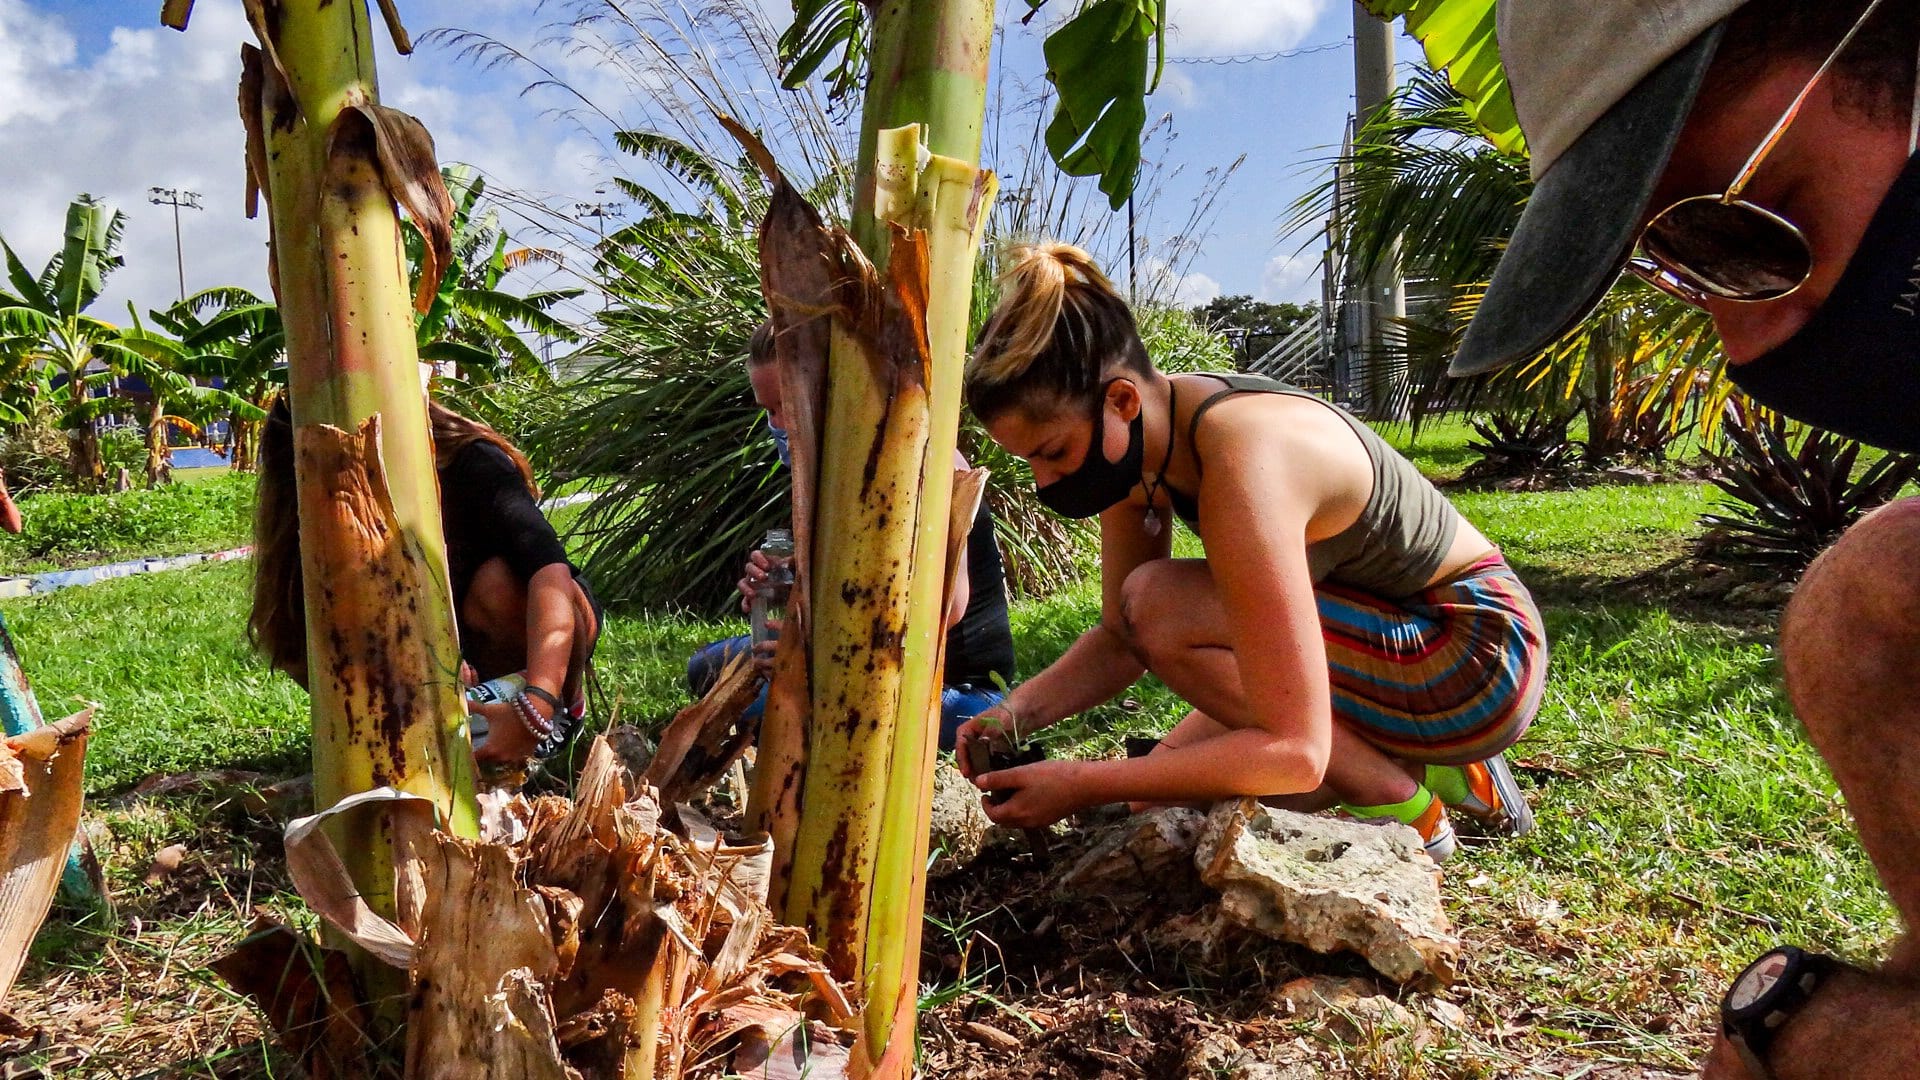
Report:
1105,376,1142,422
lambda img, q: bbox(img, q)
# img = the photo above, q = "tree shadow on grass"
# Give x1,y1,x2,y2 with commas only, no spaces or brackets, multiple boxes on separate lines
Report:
1507,554,1788,638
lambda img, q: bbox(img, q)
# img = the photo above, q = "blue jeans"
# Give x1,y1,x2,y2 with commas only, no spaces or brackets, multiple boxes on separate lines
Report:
688,634,1002,753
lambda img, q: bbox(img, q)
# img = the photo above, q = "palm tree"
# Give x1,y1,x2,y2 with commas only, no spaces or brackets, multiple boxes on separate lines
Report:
0,196,152,488
144,287,284,473
409,165,583,382
528,131,793,613
1291,69,1726,459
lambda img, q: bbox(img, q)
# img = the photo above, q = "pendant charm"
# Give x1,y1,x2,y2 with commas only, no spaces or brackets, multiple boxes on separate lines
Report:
1143,508,1162,537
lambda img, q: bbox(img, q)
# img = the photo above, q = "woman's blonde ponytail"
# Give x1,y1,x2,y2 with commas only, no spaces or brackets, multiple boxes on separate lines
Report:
966,242,1147,421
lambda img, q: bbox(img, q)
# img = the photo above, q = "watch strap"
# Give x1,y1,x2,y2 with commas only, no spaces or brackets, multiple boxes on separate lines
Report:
1723,948,1841,1077
1727,1028,1777,1080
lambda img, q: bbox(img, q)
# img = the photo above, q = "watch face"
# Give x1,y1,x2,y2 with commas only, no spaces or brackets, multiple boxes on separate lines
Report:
1730,952,1793,1011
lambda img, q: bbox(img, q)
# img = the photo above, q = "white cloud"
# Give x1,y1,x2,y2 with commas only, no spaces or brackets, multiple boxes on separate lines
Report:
0,1,612,331
1163,0,1328,58
1259,249,1321,304
0,1,268,322
1168,268,1221,307
1137,256,1221,308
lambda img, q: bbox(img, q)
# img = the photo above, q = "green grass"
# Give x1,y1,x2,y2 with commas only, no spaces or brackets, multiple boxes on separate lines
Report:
4,560,307,793
1454,482,1720,580
171,465,236,486
0,472,256,576
1379,413,1480,483
5,468,1893,1074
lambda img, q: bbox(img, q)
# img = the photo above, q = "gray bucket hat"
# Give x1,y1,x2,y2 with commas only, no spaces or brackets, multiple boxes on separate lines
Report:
1450,1,1748,377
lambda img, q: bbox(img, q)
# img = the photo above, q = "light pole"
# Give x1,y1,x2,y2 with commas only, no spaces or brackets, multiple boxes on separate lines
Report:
148,187,204,302
575,190,622,245
575,188,622,310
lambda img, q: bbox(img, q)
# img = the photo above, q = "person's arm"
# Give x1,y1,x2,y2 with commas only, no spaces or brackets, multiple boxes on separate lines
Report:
521,562,578,708
0,473,21,536
469,445,576,712
945,448,972,630
980,412,1358,825
956,488,1172,768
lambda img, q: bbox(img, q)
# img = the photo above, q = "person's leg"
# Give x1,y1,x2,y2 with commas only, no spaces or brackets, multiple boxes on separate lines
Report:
939,685,1003,754
1731,498,1920,1080
1783,499,1920,936
1323,560,1547,838
1115,559,1424,809
689,634,754,698
461,558,530,679
562,571,602,711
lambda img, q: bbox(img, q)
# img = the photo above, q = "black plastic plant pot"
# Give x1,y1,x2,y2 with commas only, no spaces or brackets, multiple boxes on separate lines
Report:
965,741,1045,804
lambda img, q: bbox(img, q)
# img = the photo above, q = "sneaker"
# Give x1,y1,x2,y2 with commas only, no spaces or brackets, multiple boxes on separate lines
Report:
1346,792,1458,863
1430,754,1535,838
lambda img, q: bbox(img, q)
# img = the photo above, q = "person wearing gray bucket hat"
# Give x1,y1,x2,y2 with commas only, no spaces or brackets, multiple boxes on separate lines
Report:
1464,3,1920,1079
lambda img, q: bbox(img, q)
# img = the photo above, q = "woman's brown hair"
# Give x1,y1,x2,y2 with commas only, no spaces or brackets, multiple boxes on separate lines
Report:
964,243,1152,422
248,394,539,682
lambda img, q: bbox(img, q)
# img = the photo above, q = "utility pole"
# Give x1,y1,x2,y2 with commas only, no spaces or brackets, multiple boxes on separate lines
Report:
575,189,622,312
1350,4,1409,420
148,187,204,302
574,188,622,246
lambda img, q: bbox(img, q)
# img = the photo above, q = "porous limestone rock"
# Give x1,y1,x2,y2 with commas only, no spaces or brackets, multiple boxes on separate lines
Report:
1194,799,1460,986
1271,974,1426,1046
1182,1033,1322,1080
927,761,990,879
1057,805,1208,897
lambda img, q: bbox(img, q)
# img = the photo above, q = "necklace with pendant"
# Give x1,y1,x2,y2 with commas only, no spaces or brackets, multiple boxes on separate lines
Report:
1140,382,1178,537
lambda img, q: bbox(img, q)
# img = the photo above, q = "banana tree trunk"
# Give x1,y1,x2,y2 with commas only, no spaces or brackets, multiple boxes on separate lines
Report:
745,1,994,1072
230,407,255,472
224,0,477,1024
66,364,101,491
145,393,171,487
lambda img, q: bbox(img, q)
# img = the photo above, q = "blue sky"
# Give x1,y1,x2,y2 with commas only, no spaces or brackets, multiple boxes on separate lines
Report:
3,1,1403,326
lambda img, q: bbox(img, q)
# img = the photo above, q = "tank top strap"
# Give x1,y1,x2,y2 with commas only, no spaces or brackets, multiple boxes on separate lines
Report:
1184,372,1300,478
1164,373,1299,527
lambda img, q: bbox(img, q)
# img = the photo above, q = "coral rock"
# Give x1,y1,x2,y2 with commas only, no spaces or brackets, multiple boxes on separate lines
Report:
1194,800,1460,986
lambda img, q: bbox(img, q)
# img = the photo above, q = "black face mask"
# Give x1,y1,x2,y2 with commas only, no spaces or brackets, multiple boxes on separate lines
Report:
1728,151,1920,452
1036,383,1144,519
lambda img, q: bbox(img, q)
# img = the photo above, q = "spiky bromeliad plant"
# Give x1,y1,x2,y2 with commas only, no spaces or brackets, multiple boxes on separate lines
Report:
1698,398,1920,572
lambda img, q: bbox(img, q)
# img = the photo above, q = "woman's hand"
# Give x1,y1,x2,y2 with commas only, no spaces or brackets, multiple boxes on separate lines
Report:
471,694,552,765
974,758,1088,829
751,615,782,678
953,704,1018,778
737,550,775,614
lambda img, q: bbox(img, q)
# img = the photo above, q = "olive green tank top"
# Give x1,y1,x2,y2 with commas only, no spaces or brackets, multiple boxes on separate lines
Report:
1164,373,1462,598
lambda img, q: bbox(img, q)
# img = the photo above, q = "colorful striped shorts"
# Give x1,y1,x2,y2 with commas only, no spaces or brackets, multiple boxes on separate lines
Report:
1316,551,1546,765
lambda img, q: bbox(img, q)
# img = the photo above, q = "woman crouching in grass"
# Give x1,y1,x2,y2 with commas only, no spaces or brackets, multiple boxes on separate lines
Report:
953,244,1547,861
249,394,602,769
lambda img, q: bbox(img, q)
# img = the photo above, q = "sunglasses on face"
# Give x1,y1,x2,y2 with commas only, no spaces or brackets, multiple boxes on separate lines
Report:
1626,0,1904,306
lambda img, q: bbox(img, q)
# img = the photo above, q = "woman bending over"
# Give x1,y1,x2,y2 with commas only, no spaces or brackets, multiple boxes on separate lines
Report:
954,245,1547,860
250,395,602,768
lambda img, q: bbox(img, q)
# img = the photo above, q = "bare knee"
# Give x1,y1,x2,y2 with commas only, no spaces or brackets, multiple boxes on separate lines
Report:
1118,559,1180,665
1782,498,1920,730
463,557,528,641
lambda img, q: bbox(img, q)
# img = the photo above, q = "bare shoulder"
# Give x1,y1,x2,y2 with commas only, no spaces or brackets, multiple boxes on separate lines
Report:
1190,384,1367,475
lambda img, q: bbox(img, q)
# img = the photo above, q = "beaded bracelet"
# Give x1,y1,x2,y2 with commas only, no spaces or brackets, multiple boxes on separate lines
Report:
523,684,565,714
511,692,555,737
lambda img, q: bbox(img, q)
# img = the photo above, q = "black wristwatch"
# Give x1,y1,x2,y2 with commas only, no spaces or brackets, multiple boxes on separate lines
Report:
1721,946,1839,1079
